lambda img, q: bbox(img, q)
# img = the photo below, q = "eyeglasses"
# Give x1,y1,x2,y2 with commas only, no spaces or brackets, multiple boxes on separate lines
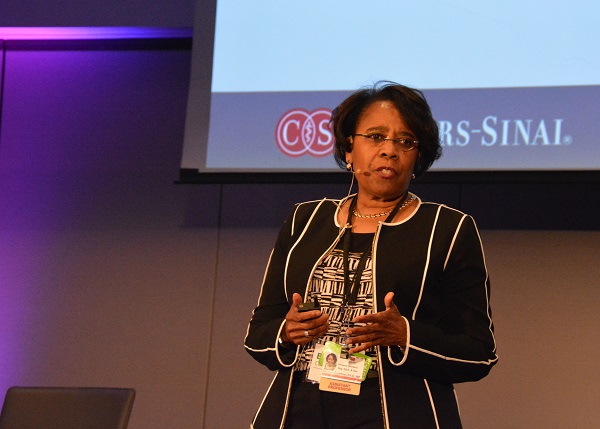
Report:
352,133,419,152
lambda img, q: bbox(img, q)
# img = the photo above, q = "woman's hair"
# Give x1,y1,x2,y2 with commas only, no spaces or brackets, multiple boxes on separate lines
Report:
326,353,337,363
330,81,442,177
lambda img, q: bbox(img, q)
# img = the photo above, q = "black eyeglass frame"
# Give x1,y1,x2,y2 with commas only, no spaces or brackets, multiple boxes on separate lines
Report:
352,133,419,152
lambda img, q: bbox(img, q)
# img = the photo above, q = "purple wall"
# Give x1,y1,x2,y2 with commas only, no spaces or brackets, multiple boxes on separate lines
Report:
0,36,220,429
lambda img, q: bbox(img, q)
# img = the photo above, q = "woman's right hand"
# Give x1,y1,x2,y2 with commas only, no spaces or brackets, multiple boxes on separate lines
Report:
282,293,329,346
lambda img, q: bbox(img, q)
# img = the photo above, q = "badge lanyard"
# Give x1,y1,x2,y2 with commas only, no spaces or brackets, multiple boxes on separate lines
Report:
338,193,409,348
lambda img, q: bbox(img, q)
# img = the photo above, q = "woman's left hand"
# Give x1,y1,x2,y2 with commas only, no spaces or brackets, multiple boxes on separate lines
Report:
345,292,407,354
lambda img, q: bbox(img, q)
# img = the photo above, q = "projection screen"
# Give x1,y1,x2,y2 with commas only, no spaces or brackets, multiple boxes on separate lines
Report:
181,0,600,177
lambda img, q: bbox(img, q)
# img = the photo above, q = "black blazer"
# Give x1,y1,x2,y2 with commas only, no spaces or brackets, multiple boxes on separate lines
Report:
245,196,497,429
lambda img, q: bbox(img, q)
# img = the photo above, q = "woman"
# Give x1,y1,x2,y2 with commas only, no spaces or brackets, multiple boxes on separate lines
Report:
244,82,497,429
324,353,337,370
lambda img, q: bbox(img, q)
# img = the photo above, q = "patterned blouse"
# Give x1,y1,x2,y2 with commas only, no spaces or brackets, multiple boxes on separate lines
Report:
294,232,378,371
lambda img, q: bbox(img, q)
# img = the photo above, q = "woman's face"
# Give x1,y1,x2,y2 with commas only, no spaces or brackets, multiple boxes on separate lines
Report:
346,101,418,202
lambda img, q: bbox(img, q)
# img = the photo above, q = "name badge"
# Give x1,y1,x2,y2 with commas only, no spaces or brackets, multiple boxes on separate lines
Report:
317,341,372,396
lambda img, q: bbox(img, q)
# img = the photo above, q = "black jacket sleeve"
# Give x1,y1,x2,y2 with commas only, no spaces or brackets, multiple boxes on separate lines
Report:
388,215,498,384
244,207,301,370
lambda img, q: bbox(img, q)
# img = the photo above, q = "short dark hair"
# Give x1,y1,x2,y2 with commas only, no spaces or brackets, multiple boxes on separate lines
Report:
330,81,442,177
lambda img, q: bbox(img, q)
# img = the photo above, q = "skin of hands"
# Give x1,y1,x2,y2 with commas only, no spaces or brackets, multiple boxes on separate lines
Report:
282,293,330,346
345,292,407,354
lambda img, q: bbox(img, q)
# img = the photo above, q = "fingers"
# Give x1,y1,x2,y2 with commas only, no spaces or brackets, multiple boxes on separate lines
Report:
353,292,398,324
347,342,374,355
299,318,329,338
289,293,321,321
292,293,303,308
345,327,383,347
345,316,407,351
285,294,332,345
345,328,388,354
287,320,329,344
345,294,405,350
384,292,395,310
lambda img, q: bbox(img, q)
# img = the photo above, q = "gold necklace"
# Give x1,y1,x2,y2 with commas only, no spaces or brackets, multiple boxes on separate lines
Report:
352,208,392,218
352,195,414,219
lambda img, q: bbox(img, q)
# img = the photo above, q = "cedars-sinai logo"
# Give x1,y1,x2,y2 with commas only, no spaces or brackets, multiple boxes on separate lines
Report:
275,108,333,157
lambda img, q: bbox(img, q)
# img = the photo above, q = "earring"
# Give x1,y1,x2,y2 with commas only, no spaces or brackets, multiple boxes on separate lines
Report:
412,173,416,179
346,162,352,171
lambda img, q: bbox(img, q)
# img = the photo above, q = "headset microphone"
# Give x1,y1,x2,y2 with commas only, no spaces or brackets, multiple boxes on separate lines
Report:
355,169,371,176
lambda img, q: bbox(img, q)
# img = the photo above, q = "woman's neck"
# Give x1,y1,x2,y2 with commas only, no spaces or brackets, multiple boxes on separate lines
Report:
355,193,405,213
338,192,416,233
